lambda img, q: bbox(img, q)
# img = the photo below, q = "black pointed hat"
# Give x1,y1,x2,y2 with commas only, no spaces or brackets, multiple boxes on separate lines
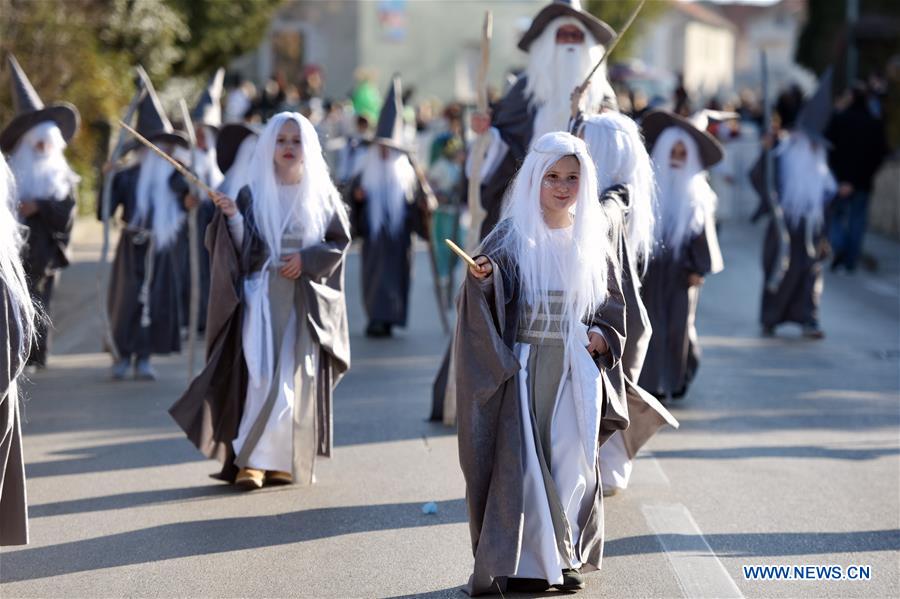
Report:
372,75,409,153
641,109,724,169
130,68,188,151
192,67,225,131
794,67,833,147
0,54,81,153
518,0,615,52
216,122,260,173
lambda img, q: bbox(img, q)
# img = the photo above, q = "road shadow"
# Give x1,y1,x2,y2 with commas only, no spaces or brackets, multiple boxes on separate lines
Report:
29,484,233,519
606,528,900,558
0,499,467,582
25,437,204,479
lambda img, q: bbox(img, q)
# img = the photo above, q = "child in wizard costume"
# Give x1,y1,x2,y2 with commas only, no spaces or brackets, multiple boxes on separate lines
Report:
578,112,679,495
102,75,190,380
455,131,627,594
638,109,725,401
751,70,837,339
346,75,428,338
170,112,351,489
0,152,36,545
1,55,79,370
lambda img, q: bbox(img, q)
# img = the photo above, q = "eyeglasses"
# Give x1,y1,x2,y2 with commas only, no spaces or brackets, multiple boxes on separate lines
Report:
541,175,580,191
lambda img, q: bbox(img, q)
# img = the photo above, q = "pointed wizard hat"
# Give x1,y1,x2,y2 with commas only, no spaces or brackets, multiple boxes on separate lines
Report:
192,67,225,131
794,67,833,147
1,54,81,153
372,75,410,153
641,109,724,169
128,68,188,152
518,0,616,52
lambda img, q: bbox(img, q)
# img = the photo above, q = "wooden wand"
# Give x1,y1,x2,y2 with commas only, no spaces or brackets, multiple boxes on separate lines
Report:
118,120,217,197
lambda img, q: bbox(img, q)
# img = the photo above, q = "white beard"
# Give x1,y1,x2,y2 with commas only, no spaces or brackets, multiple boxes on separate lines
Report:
9,137,78,203
524,17,613,145
360,147,416,237
777,133,836,229
191,146,224,200
134,151,184,250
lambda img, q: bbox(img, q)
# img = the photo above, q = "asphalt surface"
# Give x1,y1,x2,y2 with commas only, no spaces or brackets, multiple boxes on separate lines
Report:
1,218,897,598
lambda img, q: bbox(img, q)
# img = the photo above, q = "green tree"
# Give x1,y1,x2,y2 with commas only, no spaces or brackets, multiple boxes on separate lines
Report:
585,0,670,60
0,0,283,211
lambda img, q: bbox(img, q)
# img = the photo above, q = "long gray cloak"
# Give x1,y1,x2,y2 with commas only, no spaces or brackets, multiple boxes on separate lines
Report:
0,284,28,545
750,149,831,329
347,175,427,328
639,217,723,398
455,233,628,595
599,186,678,454
170,187,351,482
103,164,186,358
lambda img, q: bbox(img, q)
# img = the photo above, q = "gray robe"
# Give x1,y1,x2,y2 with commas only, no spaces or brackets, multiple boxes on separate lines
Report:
103,164,186,358
0,284,27,545
639,217,722,398
170,187,351,481
21,192,76,366
455,234,628,595
750,150,831,329
348,175,427,327
599,187,678,455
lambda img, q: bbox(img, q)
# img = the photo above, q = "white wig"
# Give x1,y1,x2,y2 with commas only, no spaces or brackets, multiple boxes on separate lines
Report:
0,153,35,383
248,111,342,261
580,112,657,270
524,16,615,143
649,127,716,257
358,144,417,237
219,133,257,199
482,131,609,348
8,121,79,202
776,131,836,229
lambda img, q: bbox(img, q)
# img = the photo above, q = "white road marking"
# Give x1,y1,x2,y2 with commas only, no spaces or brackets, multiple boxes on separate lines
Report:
641,503,744,599
631,453,671,487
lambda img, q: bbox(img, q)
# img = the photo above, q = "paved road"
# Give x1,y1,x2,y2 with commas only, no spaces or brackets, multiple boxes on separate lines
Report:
1,219,898,598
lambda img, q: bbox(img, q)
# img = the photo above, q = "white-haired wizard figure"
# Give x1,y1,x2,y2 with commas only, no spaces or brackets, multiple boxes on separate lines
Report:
347,76,428,338
171,112,351,490
177,68,225,332
1,55,79,370
102,77,191,381
0,151,36,546
639,110,725,401
455,131,627,595
579,112,678,496
751,71,836,339
469,0,616,240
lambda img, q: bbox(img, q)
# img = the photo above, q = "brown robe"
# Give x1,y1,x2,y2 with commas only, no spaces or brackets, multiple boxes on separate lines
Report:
599,186,678,456
0,284,28,545
169,187,351,481
455,232,628,595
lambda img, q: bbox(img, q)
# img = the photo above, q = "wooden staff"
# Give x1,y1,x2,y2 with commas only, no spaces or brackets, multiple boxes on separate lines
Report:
178,99,202,382
118,120,217,197
465,10,493,253
569,0,646,121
